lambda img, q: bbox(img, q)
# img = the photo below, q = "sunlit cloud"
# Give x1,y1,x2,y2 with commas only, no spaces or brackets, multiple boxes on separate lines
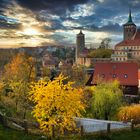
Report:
62,20,81,28
0,0,140,48
17,27,42,36
69,2,95,19
0,1,54,47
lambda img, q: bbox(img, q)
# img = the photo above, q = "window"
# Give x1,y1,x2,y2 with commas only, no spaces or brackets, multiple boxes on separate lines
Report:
113,74,116,78
124,74,128,78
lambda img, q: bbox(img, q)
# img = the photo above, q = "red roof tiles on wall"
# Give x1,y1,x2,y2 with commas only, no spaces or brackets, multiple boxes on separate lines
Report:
115,29,140,48
115,39,140,47
93,62,138,86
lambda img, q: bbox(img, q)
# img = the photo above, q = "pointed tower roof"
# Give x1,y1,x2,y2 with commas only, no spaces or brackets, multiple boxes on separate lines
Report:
128,9,133,23
124,9,136,26
78,30,84,35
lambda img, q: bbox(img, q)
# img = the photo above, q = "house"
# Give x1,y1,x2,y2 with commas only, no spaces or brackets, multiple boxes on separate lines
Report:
42,53,58,69
112,10,140,61
89,62,139,96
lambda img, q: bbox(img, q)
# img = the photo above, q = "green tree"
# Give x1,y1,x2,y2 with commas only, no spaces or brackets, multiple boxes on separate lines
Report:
88,48,112,58
8,80,30,119
99,38,111,49
70,66,88,87
90,80,123,120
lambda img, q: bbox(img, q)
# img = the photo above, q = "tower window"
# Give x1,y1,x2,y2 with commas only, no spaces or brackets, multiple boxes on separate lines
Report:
124,74,128,78
113,74,116,78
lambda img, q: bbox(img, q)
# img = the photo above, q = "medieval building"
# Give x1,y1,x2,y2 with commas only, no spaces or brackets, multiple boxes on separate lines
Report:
75,30,111,67
112,10,140,61
75,30,91,66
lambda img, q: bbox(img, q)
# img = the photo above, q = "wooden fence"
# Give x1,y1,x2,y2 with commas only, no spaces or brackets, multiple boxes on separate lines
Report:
1,113,140,138
75,117,133,135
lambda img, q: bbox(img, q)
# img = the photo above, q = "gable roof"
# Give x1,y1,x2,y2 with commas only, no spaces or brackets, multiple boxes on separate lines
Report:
115,39,140,47
92,62,138,86
115,29,140,48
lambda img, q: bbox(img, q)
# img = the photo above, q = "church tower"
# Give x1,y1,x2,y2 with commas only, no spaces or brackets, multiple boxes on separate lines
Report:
76,30,85,61
123,9,136,40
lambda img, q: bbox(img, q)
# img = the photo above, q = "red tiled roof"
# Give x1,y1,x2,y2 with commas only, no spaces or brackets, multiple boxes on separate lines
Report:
93,62,138,86
115,39,140,47
115,29,140,48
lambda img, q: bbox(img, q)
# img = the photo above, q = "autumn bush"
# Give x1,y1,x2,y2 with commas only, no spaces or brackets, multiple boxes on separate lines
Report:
29,74,85,134
118,104,140,122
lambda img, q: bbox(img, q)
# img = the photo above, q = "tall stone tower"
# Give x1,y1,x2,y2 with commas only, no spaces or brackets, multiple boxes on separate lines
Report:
123,9,137,40
76,30,85,61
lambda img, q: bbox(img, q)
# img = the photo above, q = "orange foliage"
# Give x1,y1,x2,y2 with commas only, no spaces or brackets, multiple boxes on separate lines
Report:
118,104,140,122
4,52,35,82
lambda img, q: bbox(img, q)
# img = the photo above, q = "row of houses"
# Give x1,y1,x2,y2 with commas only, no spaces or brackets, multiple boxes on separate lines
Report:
86,62,139,96
41,10,140,99
75,10,140,98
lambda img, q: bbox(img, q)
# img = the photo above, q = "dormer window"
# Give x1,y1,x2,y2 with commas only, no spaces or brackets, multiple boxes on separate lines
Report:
113,74,116,78
124,74,128,78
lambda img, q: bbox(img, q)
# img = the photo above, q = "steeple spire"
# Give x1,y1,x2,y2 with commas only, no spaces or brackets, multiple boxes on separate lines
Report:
123,9,136,40
79,30,83,35
80,30,83,34
128,9,133,23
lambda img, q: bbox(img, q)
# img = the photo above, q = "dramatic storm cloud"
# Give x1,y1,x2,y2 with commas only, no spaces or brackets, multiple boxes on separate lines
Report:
0,0,140,48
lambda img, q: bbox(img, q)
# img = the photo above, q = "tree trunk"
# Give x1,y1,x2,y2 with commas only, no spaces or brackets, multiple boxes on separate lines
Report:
104,112,109,120
23,108,27,119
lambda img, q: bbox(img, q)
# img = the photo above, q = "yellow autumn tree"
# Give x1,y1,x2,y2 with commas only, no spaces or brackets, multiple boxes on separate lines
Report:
29,74,85,134
3,52,36,82
1,52,36,118
0,82,5,100
118,104,140,122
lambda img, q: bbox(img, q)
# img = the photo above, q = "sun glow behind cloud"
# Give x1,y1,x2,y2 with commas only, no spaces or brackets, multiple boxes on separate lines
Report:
0,1,55,48
1,0,140,48
18,28,41,36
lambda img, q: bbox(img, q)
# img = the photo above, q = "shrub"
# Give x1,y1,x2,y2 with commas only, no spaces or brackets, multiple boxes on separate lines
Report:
118,104,140,122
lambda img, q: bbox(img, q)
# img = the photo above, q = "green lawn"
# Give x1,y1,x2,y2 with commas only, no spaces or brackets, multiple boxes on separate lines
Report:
77,128,140,140
0,124,140,140
110,129,140,140
59,128,140,140
0,125,44,140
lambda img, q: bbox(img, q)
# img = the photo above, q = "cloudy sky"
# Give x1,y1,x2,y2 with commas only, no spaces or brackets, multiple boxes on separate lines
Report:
0,0,140,48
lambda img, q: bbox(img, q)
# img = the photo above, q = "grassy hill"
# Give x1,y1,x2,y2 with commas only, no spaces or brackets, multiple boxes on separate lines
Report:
0,125,43,140
1,124,140,140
